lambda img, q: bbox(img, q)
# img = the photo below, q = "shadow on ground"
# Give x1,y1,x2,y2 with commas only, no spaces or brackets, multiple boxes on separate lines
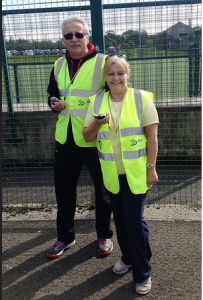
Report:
2,219,201,300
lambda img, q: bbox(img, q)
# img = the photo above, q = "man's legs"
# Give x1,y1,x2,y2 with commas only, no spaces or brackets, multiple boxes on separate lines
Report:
46,141,83,258
54,141,84,244
47,143,113,257
81,147,113,255
81,147,113,239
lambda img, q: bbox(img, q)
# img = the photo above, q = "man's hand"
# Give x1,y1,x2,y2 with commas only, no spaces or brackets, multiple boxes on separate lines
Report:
50,97,66,111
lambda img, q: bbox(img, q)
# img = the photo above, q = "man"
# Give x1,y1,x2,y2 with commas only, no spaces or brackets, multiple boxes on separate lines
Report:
46,17,113,258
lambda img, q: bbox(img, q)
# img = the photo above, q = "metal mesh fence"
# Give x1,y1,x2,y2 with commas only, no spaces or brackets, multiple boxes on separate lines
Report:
2,0,201,211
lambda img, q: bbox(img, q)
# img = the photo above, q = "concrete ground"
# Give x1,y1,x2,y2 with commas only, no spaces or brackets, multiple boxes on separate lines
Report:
2,163,202,299
2,206,201,300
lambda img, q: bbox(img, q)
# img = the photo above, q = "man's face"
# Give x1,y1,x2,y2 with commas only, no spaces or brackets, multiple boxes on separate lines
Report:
62,21,89,59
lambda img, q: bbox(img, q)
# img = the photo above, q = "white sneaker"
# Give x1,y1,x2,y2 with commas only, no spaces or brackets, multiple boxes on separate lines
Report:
113,260,132,274
135,276,151,294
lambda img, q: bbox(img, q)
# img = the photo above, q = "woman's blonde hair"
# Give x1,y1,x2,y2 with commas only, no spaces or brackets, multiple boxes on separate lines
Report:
103,55,130,78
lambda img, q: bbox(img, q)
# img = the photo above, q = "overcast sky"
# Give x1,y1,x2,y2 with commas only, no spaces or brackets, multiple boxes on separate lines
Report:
2,0,201,40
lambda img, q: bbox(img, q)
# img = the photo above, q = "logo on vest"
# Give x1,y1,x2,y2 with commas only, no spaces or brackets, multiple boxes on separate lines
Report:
78,100,85,106
98,140,102,150
130,139,137,146
130,138,144,146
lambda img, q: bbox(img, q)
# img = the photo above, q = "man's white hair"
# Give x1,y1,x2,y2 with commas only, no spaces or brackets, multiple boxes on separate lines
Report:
61,17,90,36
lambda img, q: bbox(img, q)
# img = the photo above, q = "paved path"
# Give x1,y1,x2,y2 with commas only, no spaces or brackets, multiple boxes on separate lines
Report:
2,218,201,300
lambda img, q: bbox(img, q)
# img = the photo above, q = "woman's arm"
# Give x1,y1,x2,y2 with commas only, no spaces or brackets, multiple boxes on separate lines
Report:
83,121,102,143
83,112,110,143
144,123,159,188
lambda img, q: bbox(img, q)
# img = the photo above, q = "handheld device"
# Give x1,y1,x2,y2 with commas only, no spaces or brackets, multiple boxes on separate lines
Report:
52,100,60,105
95,114,106,120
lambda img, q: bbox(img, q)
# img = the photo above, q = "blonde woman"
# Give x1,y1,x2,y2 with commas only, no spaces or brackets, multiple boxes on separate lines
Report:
83,54,159,294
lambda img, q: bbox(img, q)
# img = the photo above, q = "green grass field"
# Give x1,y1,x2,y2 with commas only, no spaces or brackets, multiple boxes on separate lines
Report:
129,57,190,99
2,54,193,105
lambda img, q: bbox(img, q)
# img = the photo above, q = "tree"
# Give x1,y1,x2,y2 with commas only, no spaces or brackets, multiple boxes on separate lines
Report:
145,38,154,48
141,30,148,46
104,31,122,51
175,37,182,49
188,33,194,43
122,30,139,48
121,29,148,49
161,30,167,50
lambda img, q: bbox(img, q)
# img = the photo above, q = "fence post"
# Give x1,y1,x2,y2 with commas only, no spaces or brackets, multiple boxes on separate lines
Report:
188,43,194,97
14,65,21,103
194,44,200,97
193,28,201,97
194,35,201,97
2,19,18,144
90,0,105,53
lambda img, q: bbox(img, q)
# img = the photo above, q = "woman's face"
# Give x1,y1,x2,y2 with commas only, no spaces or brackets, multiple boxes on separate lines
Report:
105,63,129,94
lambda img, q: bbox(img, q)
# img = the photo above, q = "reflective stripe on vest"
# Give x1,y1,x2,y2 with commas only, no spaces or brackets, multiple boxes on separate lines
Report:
71,109,87,117
60,109,69,117
98,150,115,161
57,54,105,101
97,131,110,140
120,127,144,137
99,147,146,162
133,89,145,134
123,148,147,159
124,89,144,136
94,89,145,139
95,89,146,162
59,90,101,98
59,90,70,97
60,109,87,117
91,88,152,194
54,53,106,146
93,91,105,114
92,54,105,88
55,57,65,83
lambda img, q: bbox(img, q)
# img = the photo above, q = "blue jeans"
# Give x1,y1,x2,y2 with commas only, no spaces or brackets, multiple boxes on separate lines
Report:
106,174,152,283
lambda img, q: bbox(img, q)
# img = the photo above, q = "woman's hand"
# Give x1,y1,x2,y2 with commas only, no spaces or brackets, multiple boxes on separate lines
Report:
92,112,110,125
83,112,110,143
144,123,159,188
147,168,159,188
50,97,66,111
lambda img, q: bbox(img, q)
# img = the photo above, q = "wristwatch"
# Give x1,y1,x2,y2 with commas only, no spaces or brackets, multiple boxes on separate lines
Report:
147,163,156,168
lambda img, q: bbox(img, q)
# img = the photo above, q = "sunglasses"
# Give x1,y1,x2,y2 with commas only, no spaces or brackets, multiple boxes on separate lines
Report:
63,32,88,40
105,53,127,60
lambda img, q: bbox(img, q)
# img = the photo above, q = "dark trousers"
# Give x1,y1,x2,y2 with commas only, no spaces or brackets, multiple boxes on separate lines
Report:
106,175,152,283
54,141,113,244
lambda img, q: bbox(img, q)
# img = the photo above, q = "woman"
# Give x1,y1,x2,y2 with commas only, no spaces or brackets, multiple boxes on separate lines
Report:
83,55,159,294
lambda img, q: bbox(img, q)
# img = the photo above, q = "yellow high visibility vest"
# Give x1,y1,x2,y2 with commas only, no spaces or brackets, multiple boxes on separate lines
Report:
90,88,153,194
54,53,106,146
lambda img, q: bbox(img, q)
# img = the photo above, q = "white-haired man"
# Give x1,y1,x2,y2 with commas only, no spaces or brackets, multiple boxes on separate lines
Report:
46,17,113,258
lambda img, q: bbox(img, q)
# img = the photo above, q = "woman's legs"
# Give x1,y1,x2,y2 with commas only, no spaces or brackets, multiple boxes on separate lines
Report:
108,185,132,265
109,175,152,283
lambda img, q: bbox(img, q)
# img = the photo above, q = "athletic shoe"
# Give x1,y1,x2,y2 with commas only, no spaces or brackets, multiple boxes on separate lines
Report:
135,277,151,294
46,240,75,258
98,239,113,255
113,260,132,274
